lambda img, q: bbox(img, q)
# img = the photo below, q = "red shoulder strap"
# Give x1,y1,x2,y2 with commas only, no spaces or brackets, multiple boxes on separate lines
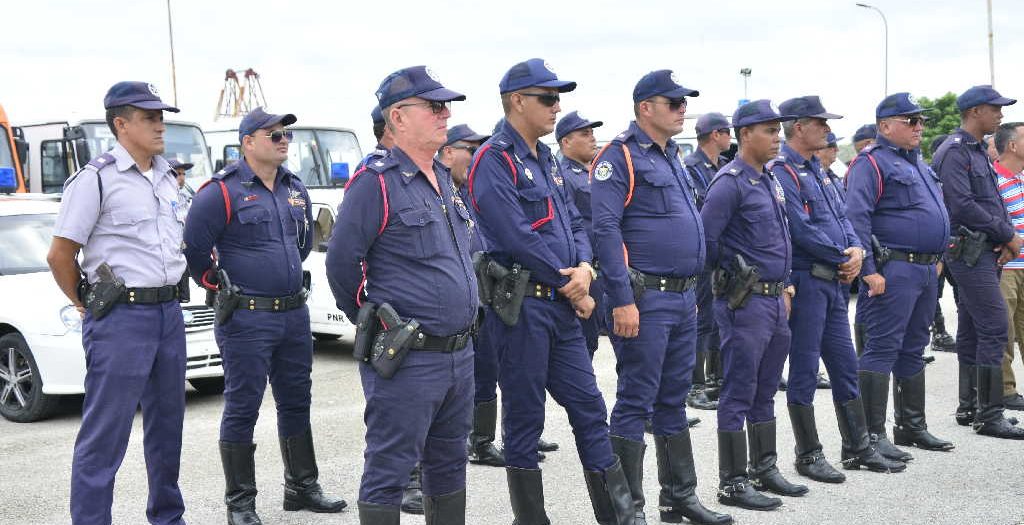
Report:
847,153,884,204
778,163,810,214
467,144,518,212
198,179,233,225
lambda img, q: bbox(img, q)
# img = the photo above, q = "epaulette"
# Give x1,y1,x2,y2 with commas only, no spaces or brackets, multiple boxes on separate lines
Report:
211,161,239,180
84,152,116,172
485,131,514,152
362,150,400,173
609,129,632,145
682,153,701,167
862,143,883,154
720,165,743,177
764,155,787,170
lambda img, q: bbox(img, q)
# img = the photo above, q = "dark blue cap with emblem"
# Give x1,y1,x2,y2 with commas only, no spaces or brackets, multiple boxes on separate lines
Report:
779,95,843,120
168,159,193,171
376,65,466,109
852,124,877,142
445,124,489,147
826,132,841,147
499,58,576,94
104,81,179,112
556,111,603,141
732,99,795,129
876,92,927,119
695,112,730,136
239,107,297,141
957,84,1017,111
633,70,699,103
371,105,384,125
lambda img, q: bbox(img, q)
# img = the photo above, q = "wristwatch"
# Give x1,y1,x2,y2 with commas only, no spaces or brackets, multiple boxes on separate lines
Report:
579,261,598,280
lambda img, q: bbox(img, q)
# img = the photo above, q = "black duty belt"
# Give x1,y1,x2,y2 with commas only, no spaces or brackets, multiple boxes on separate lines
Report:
637,272,698,293
750,281,786,297
237,291,307,312
528,281,563,302
118,285,180,304
810,263,840,282
888,249,943,265
410,327,474,352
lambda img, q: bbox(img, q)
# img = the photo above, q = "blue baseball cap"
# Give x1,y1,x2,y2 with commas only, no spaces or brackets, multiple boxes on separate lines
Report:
852,124,877,142
732,99,795,129
778,96,843,120
555,111,603,141
695,112,730,136
238,107,297,141
499,58,576,94
168,159,193,171
376,66,466,109
445,124,489,147
957,84,1017,111
876,93,927,119
103,81,179,112
633,70,699,103
371,105,384,125
825,133,842,147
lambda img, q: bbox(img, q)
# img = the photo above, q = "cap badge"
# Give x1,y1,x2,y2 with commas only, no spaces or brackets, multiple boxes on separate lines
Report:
147,83,160,96
669,71,680,85
576,111,587,121
425,67,441,83
593,161,614,181
543,61,556,74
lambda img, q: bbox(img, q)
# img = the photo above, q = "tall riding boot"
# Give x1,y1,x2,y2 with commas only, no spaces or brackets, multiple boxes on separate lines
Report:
583,457,635,525
507,467,551,525
424,489,466,525
930,307,956,352
221,441,262,525
833,398,906,472
892,370,955,451
280,428,347,513
358,501,401,524
468,399,505,467
787,404,845,483
975,365,1024,439
716,430,781,511
853,323,865,357
688,352,718,410
610,436,647,524
655,430,733,525
746,420,808,497
956,363,978,426
858,370,913,462
401,465,424,514
704,350,722,401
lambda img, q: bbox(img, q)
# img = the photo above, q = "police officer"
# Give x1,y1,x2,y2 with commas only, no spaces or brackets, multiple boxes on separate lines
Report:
592,70,731,525
184,107,346,524
683,112,732,412
47,81,188,525
933,85,1024,440
468,58,633,524
327,66,477,524
701,100,806,511
846,93,955,463
770,96,905,484
849,124,878,355
556,110,605,356
851,124,877,155
357,105,393,171
169,159,194,215
819,133,844,203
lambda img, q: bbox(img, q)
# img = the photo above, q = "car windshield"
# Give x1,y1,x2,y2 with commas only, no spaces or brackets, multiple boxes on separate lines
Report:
81,122,212,181
0,214,54,275
313,129,361,186
284,129,362,188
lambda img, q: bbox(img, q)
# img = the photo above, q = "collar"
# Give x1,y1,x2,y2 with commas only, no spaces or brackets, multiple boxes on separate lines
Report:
781,143,817,171
994,160,1020,178
498,118,551,163
874,134,920,162
110,142,172,177
627,121,677,157
733,157,767,179
952,127,984,149
561,156,587,173
238,158,292,186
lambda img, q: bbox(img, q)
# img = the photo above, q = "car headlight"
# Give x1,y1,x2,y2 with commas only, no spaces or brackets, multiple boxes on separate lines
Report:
60,305,83,332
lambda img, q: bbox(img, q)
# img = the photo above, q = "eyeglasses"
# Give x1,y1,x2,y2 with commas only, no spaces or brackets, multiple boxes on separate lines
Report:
261,130,294,143
714,128,731,136
650,97,688,112
517,92,560,107
396,100,451,115
450,145,478,155
888,115,928,127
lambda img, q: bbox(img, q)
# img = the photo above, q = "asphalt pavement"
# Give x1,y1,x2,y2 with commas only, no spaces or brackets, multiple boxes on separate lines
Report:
2,293,1024,525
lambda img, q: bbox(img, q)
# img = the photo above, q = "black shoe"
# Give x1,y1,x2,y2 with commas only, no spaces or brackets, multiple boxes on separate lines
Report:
833,398,906,473
584,457,635,525
687,385,719,411
747,420,808,497
956,363,978,426
279,429,347,513
358,501,400,525
930,332,956,352
788,404,845,483
423,489,465,525
923,355,936,365
507,467,551,525
537,438,559,452
975,365,1024,440
778,377,787,391
858,370,914,462
220,441,263,525
401,465,424,514
716,431,782,511
611,436,648,525
815,374,832,389
688,416,702,428
655,430,733,525
468,399,506,467
1004,393,1024,411
892,370,955,451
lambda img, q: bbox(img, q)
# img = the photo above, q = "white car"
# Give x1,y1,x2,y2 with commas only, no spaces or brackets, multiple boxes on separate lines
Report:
305,201,355,341
0,195,224,423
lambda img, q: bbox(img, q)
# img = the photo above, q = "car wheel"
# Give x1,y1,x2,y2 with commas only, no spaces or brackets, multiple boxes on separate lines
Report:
313,333,341,341
189,376,225,395
0,333,59,423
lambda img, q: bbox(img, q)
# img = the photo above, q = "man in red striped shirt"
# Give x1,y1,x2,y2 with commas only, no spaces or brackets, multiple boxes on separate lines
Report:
993,121,1024,411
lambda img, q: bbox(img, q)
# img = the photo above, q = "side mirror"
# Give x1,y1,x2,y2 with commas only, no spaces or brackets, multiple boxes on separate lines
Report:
214,160,224,172
331,162,350,186
0,167,16,194
64,126,86,141
13,136,28,176
224,145,241,161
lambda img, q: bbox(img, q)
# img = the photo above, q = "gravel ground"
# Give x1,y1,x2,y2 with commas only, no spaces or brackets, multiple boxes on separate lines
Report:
3,293,1024,525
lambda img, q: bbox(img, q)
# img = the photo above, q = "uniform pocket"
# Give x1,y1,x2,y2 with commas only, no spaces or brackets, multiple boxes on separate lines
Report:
518,186,553,229
110,209,155,239
633,168,671,213
887,172,922,208
235,204,272,240
396,207,442,257
739,209,776,247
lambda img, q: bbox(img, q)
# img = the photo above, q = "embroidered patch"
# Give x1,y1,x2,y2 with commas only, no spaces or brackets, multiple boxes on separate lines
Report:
593,161,614,181
553,175,564,186
288,189,306,208
524,167,534,180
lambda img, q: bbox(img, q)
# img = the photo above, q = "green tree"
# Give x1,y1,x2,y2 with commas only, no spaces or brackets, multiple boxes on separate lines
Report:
916,92,960,162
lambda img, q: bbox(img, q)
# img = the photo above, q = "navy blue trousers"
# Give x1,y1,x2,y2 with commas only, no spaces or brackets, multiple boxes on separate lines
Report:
215,307,313,442
474,308,499,404
580,278,606,355
948,251,1008,367
858,261,935,378
696,270,720,355
359,345,473,505
71,303,186,525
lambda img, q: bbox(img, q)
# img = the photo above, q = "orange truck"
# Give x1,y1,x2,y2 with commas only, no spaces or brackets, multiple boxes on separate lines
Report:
0,104,28,193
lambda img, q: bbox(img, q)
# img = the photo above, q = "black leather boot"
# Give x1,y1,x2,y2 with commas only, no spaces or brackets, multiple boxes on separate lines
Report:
610,436,647,524
704,350,722,401
280,428,347,513
893,370,955,451
688,416,702,428
401,465,424,514
584,457,635,525
468,399,505,467
956,363,978,426
858,370,913,462
220,441,262,525
507,467,551,525
358,501,400,524
716,430,781,511
687,385,718,411
833,398,906,473
746,420,808,497
537,438,559,452
424,489,466,525
787,404,845,483
655,430,733,524
816,373,832,389
853,323,865,357
975,365,1024,439
930,308,956,352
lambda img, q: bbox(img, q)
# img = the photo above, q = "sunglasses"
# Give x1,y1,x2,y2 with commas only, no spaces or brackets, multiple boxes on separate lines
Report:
650,97,688,112
261,130,294,143
888,115,928,127
397,100,452,115
517,92,561,107
450,145,478,155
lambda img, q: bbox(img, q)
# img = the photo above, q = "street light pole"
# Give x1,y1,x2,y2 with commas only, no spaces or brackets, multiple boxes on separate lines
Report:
987,0,995,86
739,68,752,102
166,0,179,106
856,3,888,96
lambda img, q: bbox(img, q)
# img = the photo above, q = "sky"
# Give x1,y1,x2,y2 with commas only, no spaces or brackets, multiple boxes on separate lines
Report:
2,0,1022,152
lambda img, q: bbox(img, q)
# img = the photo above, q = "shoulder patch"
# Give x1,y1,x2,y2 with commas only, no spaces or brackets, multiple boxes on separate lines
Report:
85,153,116,171
593,161,614,181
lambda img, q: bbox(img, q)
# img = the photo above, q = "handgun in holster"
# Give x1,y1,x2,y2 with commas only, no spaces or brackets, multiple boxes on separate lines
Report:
369,303,420,379
301,270,312,298
83,263,126,320
626,267,646,304
949,226,988,267
473,252,499,306
870,235,892,273
489,261,531,327
213,269,242,326
725,254,760,310
176,271,191,304
352,301,379,361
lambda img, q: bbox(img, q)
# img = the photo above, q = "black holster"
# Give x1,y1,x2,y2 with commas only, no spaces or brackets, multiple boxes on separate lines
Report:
947,226,988,267
176,271,191,304
870,235,892,273
714,254,759,310
369,303,420,379
627,267,645,304
83,263,126,320
486,258,530,327
352,301,379,361
213,269,241,326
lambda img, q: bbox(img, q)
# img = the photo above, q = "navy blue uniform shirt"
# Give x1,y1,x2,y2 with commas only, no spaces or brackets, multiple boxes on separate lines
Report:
457,184,486,254
933,127,1015,243
559,157,595,249
825,168,846,204
845,135,950,276
591,122,706,307
701,157,792,283
682,147,727,210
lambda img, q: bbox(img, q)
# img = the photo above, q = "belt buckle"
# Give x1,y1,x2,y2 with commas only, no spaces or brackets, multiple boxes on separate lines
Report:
761,283,769,294
908,253,916,263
